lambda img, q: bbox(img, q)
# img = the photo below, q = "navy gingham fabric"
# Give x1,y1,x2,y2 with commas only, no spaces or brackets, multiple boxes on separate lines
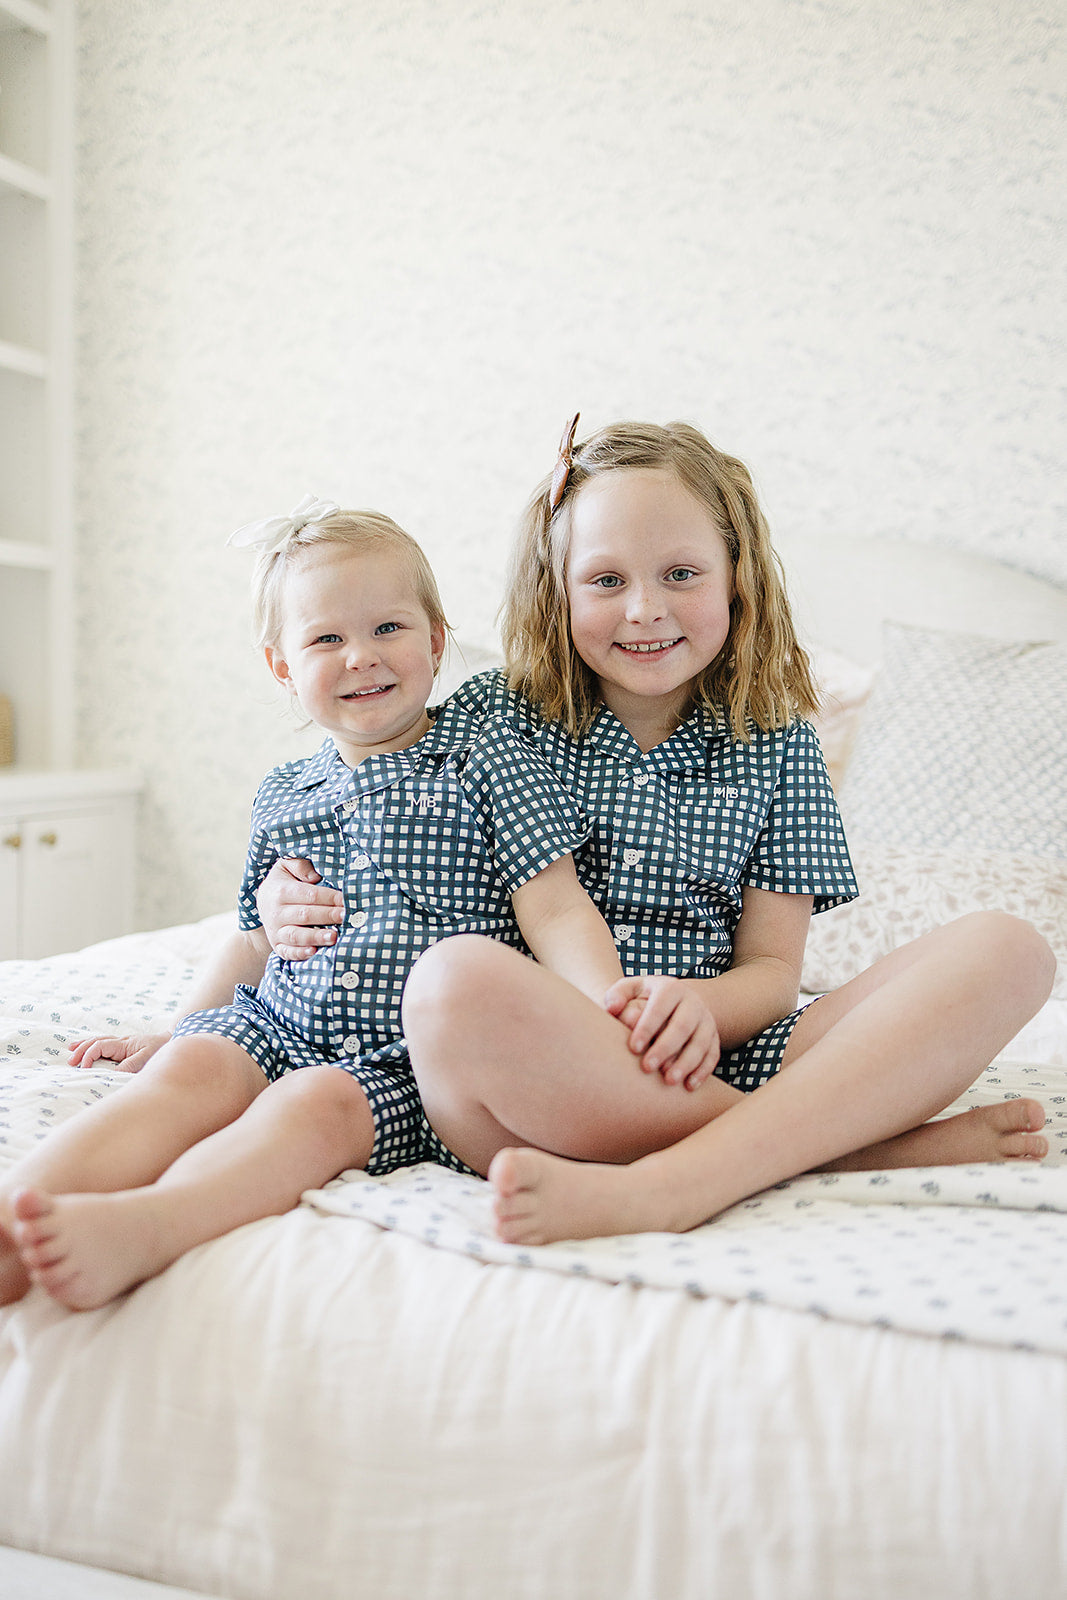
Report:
175,1003,446,1174
716,1007,810,1092
453,672,858,1088
175,702,588,1173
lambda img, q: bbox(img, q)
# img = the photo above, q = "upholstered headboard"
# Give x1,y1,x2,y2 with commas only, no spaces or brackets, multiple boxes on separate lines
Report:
777,535,1067,665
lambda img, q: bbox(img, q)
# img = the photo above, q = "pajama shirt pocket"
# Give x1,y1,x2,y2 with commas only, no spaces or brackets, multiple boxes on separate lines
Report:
370,781,510,918
673,786,772,889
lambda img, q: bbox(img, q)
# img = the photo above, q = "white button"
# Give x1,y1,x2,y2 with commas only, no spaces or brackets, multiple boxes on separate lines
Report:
340,971,361,989
615,926,634,943
342,1034,361,1055
352,853,371,870
342,799,359,815
350,910,368,929
622,848,643,867
632,772,649,787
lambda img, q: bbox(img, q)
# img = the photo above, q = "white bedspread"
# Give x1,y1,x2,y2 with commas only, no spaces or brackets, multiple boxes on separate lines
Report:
2,923,1065,1357
3,922,1067,1600
304,1115,1067,1355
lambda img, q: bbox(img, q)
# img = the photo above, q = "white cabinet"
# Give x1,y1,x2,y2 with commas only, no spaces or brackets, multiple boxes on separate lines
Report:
0,771,140,959
0,0,74,769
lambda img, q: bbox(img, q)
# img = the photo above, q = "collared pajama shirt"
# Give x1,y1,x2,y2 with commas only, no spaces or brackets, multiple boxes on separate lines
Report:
452,671,858,1090
173,701,588,1172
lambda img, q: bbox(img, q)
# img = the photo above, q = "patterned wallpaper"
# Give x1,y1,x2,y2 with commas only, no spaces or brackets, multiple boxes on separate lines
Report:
73,0,1066,929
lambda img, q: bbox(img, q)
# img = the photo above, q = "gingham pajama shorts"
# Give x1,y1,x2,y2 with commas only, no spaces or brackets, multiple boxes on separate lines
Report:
173,1002,476,1177
716,1000,817,1092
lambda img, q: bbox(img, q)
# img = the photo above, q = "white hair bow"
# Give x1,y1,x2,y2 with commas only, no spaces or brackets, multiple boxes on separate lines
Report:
226,493,340,553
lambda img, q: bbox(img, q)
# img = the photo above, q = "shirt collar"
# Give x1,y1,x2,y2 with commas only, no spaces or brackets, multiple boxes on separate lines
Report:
292,702,485,795
418,698,486,755
293,739,348,792
584,703,727,773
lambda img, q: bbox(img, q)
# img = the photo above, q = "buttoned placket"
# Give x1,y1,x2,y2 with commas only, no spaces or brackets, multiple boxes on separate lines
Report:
608,744,707,953
609,762,655,948
337,789,380,1027
618,762,658,872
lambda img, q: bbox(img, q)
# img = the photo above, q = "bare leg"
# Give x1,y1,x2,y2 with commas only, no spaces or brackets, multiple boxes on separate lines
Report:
819,1098,1047,1170
407,915,1055,1243
403,935,746,1175
0,1034,265,1307
777,913,1050,1169
11,1065,375,1311
488,1098,1048,1246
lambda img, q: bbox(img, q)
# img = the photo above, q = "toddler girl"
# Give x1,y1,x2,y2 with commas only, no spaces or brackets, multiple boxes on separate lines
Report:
1,501,708,1309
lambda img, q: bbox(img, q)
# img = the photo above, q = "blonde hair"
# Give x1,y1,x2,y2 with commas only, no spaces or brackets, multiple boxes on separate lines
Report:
252,509,450,652
501,420,817,739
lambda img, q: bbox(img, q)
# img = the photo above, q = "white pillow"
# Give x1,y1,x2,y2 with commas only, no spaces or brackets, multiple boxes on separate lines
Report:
802,843,1067,1000
838,621,1067,859
806,646,876,791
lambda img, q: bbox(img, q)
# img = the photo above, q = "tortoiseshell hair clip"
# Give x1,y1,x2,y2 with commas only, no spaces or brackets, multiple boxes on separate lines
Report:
548,413,581,514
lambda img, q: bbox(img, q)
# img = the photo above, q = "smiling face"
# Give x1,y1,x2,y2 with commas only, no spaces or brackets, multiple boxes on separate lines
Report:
564,468,735,746
265,543,445,766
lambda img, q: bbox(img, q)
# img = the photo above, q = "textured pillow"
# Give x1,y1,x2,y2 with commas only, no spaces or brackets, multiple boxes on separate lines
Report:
801,843,1067,1000
838,622,1067,859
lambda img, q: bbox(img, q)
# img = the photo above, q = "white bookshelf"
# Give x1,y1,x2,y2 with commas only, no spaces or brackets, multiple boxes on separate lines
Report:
0,0,74,770
0,3,141,954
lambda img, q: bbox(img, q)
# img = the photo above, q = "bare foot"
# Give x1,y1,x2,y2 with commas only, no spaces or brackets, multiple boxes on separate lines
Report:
11,1187,170,1311
489,1099,1052,1247
489,1147,680,1246
827,1098,1048,1173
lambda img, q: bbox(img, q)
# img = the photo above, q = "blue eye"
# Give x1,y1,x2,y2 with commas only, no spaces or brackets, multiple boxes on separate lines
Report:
667,567,696,582
375,621,401,635
593,575,623,589
315,633,342,645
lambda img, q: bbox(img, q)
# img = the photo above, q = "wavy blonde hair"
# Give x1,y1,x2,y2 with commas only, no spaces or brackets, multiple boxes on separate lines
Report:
501,420,817,739
251,509,450,652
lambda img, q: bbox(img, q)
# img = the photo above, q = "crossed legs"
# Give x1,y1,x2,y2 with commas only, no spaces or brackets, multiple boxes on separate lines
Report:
402,912,1055,1244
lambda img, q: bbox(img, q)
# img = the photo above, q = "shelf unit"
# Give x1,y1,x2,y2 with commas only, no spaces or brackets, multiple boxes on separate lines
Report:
0,0,74,770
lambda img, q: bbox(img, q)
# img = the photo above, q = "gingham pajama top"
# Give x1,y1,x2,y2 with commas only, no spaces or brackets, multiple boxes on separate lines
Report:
453,671,858,1088
174,701,588,1167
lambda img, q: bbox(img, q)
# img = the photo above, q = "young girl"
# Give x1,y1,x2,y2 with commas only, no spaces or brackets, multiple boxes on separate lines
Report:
258,420,1054,1246
0,501,710,1311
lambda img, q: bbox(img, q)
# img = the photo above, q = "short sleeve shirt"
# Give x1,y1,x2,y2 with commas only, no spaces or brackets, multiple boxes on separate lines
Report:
452,671,857,980
236,700,588,1075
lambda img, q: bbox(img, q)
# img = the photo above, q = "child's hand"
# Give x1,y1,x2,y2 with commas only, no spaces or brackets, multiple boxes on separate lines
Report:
256,857,344,962
68,1033,171,1073
603,976,720,1090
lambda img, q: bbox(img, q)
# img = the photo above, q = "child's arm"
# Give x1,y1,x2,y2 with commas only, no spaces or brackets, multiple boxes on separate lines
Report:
512,856,720,1088
69,927,271,1072
182,925,272,1010
510,854,624,1003
605,886,812,1086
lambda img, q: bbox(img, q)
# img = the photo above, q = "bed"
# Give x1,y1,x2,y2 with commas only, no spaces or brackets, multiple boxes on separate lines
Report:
1,536,1065,1600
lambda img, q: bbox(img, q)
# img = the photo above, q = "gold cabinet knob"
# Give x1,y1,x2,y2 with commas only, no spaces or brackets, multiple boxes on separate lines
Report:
2,833,21,849
38,831,59,847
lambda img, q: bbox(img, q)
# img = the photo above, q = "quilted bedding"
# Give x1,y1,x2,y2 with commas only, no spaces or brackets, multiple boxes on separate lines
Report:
1,916,1065,1600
